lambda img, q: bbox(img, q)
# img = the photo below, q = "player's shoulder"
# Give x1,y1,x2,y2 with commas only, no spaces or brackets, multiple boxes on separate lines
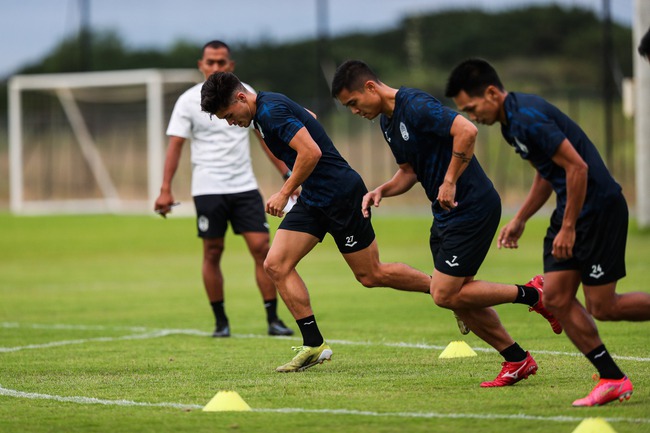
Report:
508,92,551,112
507,92,553,122
174,82,202,105
180,82,203,98
401,87,446,111
398,86,431,103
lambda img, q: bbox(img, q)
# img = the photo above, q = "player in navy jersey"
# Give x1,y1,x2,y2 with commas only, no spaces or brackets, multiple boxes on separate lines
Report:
332,59,561,388
446,58,650,406
201,71,439,372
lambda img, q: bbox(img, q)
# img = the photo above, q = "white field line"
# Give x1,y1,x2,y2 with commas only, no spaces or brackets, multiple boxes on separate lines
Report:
0,330,208,353
0,384,649,424
1,322,649,424
1,322,649,362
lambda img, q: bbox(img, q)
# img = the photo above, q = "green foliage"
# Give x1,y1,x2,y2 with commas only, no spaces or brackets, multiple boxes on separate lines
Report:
0,5,633,111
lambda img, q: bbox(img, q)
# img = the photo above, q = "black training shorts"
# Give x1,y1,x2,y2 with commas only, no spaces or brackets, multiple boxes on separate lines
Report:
278,183,375,254
193,190,269,239
430,200,501,277
543,193,627,286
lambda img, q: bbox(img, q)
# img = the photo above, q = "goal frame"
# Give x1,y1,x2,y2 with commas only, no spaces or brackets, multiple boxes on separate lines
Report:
8,69,201,215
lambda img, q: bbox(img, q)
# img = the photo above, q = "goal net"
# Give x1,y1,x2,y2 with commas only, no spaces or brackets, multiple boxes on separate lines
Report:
8,69,201,215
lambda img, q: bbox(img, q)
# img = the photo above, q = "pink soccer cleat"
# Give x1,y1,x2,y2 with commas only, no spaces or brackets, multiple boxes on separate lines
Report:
572,376,633,407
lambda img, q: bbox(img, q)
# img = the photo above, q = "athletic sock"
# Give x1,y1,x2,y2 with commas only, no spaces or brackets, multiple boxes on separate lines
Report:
586,344,625,379
499,342,527,363
210,301,228,326
513,284,540,306
264,298,278,323
296,315,324,347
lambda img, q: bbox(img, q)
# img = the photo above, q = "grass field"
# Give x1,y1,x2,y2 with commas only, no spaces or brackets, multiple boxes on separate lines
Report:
1,213,649,433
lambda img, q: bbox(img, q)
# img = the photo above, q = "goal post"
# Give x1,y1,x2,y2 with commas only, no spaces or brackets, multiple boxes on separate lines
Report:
8,69,202,215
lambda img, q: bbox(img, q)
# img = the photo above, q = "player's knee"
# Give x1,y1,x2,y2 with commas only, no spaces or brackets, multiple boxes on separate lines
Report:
248,242,270,263
586,302,619,321
204,243,224,264
432,290,456,310
263,256,287,281
354,272,381,288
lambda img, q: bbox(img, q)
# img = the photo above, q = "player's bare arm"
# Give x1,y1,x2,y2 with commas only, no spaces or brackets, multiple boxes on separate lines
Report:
438,115,478,210
549,139,588,260
361,163,417,218
154,135,185,216
266,127,321,217
498,171,553,249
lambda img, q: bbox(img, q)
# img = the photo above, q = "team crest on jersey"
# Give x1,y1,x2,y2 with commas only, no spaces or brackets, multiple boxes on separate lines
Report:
399,122,410,141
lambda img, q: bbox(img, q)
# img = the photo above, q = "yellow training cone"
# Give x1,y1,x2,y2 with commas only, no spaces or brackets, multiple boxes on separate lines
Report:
571,417,618,433
202,391,252,412
438,341,477,358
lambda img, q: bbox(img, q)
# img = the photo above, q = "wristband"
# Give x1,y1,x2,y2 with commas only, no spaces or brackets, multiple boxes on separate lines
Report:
283,169,292,180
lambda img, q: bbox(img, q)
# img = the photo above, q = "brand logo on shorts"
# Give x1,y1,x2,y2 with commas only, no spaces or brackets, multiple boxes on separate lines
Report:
399,122,410,141
198,215,209,232
590,264,604,279
345,235,358,247
384,131,392,143
445,255,460,267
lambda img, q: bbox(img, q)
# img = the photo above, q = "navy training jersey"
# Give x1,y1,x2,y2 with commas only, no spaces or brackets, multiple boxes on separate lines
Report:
501,92,621,217
253,91,363,207
380,87,498,225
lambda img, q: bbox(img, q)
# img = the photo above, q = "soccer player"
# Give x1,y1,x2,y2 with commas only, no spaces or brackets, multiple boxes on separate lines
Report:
331,60,560,388
201,71,437,373
639,26,650,61
446,58,650,406
154,40,294,338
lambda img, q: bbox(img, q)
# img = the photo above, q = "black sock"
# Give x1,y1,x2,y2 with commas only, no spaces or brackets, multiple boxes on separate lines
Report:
296,315,324,347
499,342,527,363
586,344,625,379
264,299,278,323
513,284,540,307
210,301,228,325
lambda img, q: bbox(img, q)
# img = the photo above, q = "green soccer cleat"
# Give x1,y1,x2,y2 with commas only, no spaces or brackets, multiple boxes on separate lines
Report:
454,313,471,335
275,343,333,372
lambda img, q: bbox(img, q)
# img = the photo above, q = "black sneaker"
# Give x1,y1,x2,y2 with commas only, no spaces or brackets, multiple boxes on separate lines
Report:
212,323,230,338
268,319,294,336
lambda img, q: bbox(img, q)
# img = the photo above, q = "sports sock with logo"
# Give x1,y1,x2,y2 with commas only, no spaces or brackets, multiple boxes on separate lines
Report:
586,344,625,379
499,342,527,363
296,315,324,347
210,301,228,326
264,298,278,323
513,284,540,306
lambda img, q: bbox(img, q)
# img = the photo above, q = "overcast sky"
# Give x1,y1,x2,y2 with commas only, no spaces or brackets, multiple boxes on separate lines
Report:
0,0,633,79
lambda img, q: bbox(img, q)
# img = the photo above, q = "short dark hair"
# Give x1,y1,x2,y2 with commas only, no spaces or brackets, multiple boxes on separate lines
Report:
639,27,650,58
331,60,380,98
200,72,245,114
445,58,504,98
201,40,230,58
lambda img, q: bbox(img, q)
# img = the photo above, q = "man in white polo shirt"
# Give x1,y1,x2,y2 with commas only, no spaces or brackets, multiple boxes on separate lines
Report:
155,40,294,338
